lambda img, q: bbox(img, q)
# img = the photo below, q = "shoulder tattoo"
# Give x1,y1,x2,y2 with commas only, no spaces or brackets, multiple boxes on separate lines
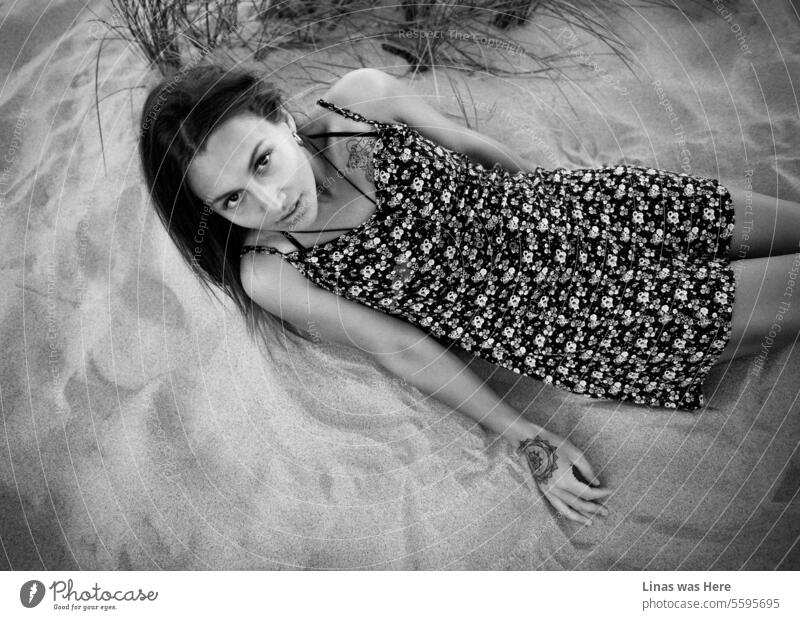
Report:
345,136,376,182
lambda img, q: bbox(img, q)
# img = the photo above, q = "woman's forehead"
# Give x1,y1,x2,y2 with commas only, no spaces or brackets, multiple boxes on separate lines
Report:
188,114,278,193
206,113,272,151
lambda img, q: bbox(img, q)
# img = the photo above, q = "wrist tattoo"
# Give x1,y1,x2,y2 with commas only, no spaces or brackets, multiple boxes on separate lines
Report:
517,436,558,484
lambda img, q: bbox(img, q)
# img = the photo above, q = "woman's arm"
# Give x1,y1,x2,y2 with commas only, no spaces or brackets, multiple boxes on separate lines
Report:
241,253,611,524
330,68,542,174
374,323,611,525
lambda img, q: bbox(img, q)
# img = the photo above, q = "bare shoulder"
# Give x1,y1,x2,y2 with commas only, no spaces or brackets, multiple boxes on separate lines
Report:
239,249,319,323
239,251,297,302
325,69,467,140
239,245,421,351
330,69,483,160
319,68,403,125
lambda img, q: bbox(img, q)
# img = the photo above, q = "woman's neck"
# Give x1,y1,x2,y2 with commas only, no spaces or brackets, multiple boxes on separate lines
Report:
302,133,342,206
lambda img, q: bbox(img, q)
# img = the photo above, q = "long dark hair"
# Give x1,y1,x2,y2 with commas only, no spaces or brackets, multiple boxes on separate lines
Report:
138,63,302,350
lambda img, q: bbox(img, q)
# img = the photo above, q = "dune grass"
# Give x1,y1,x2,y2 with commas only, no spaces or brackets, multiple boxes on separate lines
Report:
89,1,692,155
94,0,682,77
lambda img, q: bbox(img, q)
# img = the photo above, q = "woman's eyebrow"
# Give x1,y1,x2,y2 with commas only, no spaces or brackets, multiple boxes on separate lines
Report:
208,139,266,205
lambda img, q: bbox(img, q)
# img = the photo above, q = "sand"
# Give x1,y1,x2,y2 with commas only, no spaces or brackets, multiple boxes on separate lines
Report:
1,0,798,569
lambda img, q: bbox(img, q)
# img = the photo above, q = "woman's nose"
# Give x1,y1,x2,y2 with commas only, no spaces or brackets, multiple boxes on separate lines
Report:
248,180,284,212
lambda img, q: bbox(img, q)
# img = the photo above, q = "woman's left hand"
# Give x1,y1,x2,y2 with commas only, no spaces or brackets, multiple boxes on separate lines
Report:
516,427,612,526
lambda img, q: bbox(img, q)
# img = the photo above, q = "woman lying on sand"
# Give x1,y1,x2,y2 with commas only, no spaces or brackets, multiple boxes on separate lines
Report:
138,64,800,526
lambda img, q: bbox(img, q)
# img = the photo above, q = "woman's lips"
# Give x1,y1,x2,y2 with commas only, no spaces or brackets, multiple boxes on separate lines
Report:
289,199,307,227
279,198,299,223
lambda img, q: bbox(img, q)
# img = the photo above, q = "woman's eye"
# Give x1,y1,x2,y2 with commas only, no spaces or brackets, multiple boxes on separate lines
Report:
222,152,270,210
256,151,270,171
224,192,240,210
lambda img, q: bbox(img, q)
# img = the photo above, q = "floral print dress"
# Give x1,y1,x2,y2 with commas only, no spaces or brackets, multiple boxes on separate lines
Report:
241,99,737,411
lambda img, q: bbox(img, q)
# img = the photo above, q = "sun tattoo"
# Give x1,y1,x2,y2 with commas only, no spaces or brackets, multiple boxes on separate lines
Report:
517,436,558,484
345,136,376,183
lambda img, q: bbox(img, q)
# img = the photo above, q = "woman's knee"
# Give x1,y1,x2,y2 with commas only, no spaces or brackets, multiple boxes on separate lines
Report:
717,255,800,363
725,183,800,259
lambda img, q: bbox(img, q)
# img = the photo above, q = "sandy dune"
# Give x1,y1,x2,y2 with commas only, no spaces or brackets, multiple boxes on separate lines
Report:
1,0,798,569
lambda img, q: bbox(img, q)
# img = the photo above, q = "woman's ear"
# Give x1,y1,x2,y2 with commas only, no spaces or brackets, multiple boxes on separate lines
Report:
280,108,297,134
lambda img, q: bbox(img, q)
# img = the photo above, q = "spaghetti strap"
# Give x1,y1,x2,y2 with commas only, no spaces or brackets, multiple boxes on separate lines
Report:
238,235,307,255
240,244,277,257
317,98,382,128
239,233,311,255
281,231,308,252
305,130,379,138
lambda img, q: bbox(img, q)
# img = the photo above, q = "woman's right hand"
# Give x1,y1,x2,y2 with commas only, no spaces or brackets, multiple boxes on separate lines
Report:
517,427,613,526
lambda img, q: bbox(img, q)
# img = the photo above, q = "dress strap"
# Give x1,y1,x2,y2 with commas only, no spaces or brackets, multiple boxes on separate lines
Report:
305,130,379,138
316,98,382,128
280,231,307,252
240,244,277,257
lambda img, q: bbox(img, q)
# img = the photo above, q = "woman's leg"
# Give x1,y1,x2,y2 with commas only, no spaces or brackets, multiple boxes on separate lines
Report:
716,254,800,364
723,181,800,259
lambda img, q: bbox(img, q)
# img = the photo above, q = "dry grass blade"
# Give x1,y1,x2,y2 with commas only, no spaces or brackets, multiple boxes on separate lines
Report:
99,0,183,73
93,32,108,175
443,71,481,130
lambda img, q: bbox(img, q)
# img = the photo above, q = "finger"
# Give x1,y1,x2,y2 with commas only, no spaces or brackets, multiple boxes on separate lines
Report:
549,487,606,521
545,491,593,526
540,463,609,500
570,453,602,487
563,492,610,517
568,480,615,501
552,465,613,500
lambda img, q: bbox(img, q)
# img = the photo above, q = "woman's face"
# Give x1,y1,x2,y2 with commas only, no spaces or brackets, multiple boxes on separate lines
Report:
186,111,319,231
